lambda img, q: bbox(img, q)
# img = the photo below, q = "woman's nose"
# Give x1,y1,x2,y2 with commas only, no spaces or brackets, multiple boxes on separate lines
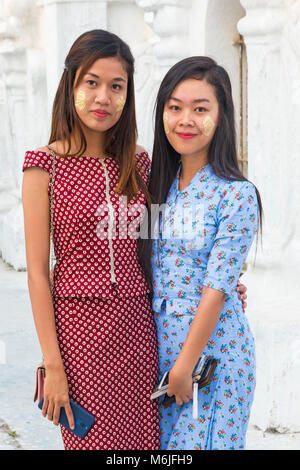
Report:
95,87,110,105
178,110,194,126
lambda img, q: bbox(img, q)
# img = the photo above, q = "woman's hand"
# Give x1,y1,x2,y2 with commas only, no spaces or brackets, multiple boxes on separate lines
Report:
42,364,75,429
237,279,247,311
167,363,193,406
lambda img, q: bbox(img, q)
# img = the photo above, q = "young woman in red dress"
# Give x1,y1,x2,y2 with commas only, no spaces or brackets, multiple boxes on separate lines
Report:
22,29,248,450
22,29,159,450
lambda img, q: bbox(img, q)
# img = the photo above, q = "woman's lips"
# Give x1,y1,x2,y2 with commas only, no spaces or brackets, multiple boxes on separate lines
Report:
177,133,197,140
93,110,109,118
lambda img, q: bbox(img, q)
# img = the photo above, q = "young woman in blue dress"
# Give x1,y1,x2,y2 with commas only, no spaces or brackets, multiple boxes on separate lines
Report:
139,56,262,450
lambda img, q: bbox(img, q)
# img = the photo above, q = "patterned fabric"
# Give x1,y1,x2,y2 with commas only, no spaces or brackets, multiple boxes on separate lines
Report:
22,149,151,298
23,149,160,450
54,293,160,450
151,163,258,450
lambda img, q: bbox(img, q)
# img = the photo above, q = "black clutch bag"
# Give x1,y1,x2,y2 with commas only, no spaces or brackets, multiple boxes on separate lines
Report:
151,354,217,409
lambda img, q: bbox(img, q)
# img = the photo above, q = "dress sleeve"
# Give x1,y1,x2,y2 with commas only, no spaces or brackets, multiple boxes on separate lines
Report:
136,151,151,187
22,150,52,174
203,180,259,298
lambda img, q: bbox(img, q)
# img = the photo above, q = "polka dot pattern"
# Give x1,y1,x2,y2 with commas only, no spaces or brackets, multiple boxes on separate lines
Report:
54,293,160,450
22,150,160,449
22,150,151,298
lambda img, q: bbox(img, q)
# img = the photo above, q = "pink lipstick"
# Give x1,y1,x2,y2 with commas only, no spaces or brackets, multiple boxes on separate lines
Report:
93,109,109,118
177,133,197,140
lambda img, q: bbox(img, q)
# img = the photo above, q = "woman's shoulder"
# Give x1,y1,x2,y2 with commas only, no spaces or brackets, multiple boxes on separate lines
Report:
23,146,53,174
25,145,51,156
209,169,256,197
135,144,149,158
135,144,151,185
35,145,51,153
222,178,256,198
135,144,151,170
215,178,258,215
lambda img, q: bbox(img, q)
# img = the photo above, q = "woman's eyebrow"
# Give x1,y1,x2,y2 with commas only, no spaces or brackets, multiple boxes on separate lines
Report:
169,97,210,104
85,72,99,79
85,72,127,82
113,77,127,83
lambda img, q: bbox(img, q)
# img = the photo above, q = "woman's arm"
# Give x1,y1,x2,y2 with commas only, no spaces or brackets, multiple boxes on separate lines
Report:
22,167,74,429
167,181,259,405
167,287,225,405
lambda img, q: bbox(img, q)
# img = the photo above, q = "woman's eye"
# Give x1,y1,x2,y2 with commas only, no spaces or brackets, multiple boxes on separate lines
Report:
87,80,97,86
170,105,180,111
112,84,122,90
195,107,207,112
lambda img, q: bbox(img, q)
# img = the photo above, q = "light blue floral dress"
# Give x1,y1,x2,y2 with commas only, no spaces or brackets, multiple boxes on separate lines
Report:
151,163,258,450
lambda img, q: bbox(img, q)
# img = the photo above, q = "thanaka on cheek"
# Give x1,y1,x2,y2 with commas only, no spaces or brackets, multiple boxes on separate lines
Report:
202,116,215,137
116,96,126,112
75,90,86,111
163,111,170,135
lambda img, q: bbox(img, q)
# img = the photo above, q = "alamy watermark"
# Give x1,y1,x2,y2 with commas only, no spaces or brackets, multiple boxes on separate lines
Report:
95,196,205,247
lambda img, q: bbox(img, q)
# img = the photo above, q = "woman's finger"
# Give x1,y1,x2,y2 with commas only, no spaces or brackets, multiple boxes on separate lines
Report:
237,284,246,294
46,401,54,422
64,401,75,430
175,397,183,406
53,403,62,426
42,398,49,418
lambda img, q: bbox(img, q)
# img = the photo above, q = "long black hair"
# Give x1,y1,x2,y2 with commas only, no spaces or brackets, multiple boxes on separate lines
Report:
139,56,263,292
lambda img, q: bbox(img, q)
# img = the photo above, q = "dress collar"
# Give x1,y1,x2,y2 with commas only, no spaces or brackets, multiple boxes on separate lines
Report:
175,161,212,194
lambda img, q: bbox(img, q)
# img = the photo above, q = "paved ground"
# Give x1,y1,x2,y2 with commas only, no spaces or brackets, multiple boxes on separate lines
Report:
0,257,63,450
0,257,299,451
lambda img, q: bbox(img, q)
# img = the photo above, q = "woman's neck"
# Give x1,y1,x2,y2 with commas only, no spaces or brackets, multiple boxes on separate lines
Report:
71,127,106,157
179,152,208,190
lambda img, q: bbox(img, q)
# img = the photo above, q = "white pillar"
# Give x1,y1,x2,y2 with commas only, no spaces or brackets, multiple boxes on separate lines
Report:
40,0,108,116
238,0,285,269
238,0,300,433
0,0,36,269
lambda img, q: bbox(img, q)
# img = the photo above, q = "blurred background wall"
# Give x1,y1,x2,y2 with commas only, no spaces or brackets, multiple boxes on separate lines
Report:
0,0,300,437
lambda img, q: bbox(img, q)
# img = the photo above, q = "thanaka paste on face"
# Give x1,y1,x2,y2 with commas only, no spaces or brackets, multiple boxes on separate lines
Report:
75,90,86,111
163,111,170,135
116,96,126,112
202,115,215,137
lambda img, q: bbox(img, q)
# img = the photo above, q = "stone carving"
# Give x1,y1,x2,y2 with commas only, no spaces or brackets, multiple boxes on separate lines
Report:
136,0,192,76
134,0,193,150
133,41,159,152
0,0,36,40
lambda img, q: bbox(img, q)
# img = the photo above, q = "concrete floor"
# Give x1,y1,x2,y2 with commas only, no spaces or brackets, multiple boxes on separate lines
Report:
0,257,299,451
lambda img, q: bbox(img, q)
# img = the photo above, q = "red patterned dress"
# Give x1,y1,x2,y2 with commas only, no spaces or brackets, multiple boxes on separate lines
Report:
22,149,160,450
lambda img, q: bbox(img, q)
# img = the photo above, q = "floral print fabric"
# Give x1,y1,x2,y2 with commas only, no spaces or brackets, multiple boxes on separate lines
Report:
22,150,151,298
151,163,258,450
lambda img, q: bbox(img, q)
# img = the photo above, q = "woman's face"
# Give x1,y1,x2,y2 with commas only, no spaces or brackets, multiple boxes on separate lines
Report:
163,78,219,159
73,56,128,133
